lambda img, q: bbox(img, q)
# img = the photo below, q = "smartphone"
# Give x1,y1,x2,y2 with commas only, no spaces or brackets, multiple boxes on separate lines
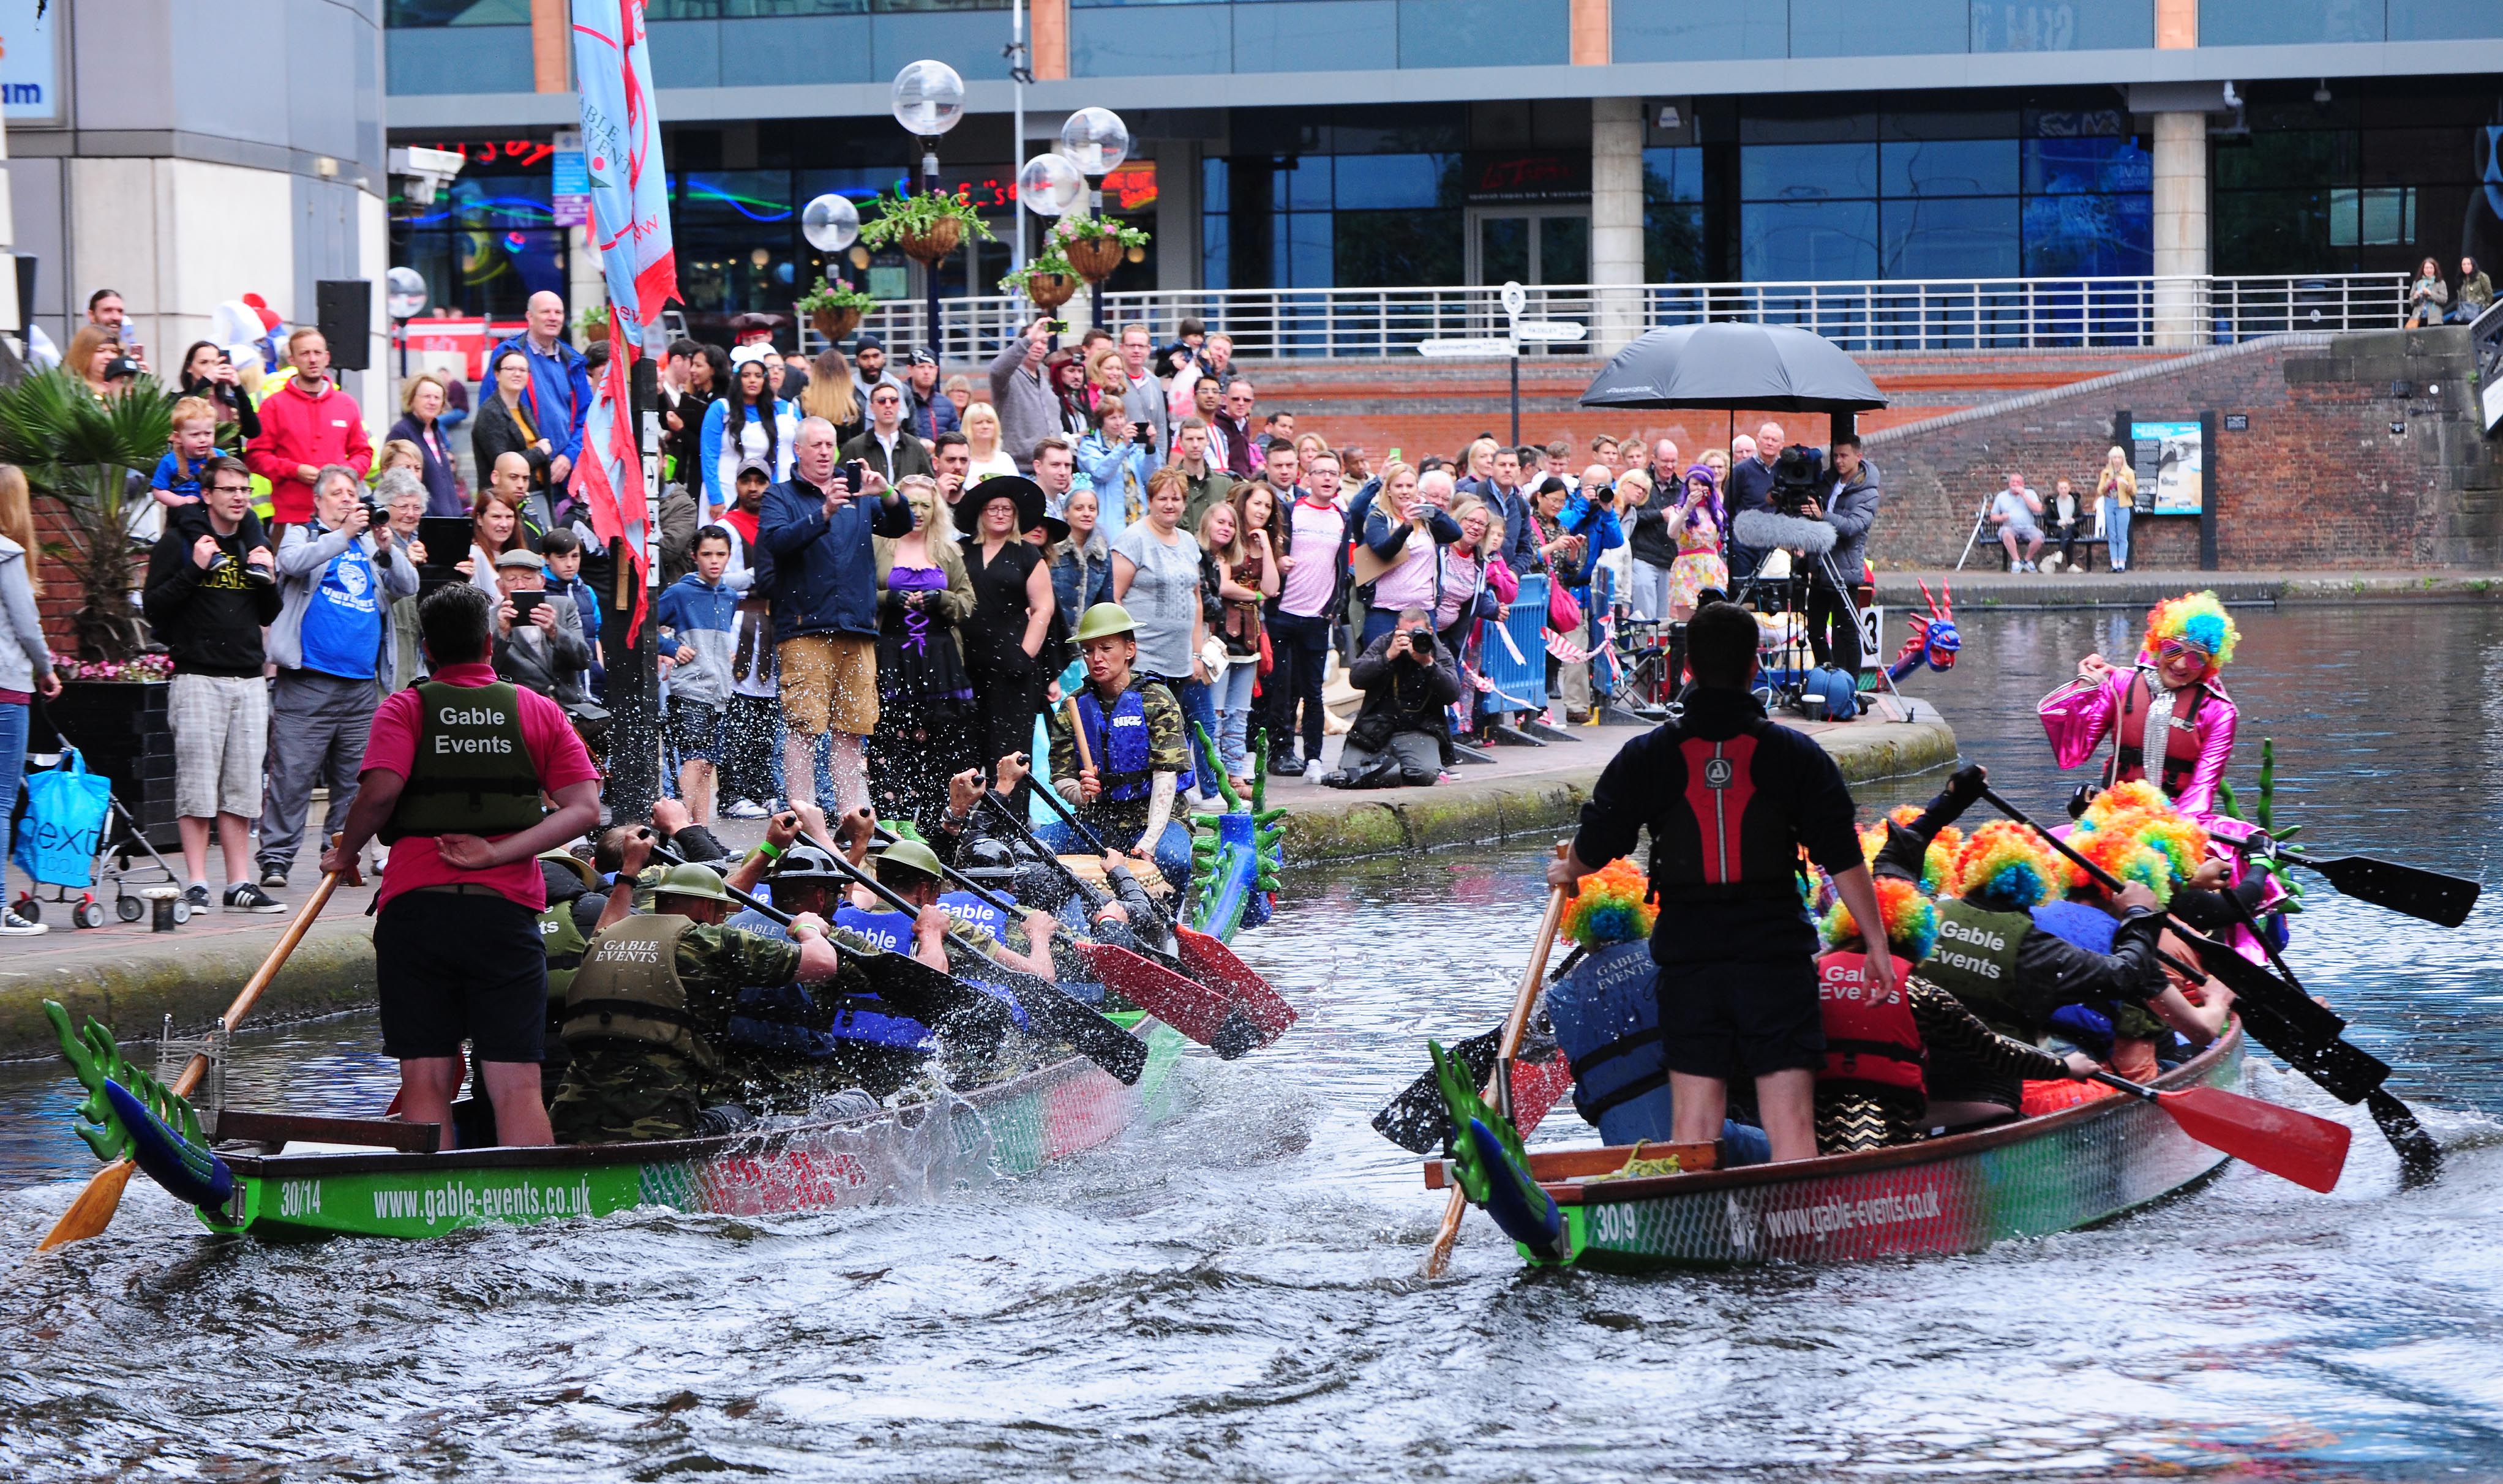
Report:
840,459,867,492
509,591,546,623
1387,448,1402,465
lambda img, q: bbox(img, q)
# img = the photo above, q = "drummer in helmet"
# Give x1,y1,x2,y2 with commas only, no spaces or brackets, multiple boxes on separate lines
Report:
550,858,841,1143
1041,602,1195,889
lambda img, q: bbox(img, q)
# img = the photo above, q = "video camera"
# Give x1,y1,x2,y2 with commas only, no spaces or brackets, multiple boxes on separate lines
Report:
1767,444,1826,519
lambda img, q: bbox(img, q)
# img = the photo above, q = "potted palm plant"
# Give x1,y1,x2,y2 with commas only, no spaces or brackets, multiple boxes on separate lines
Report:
859,185,996,266
0,367,181,841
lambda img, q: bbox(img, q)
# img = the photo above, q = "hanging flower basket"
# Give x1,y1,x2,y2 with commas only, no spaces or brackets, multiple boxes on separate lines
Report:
796,276,875,345
859,186,992,266
898,217,964,265
1024,272,1080,312
809,305,863,343
1062,235,1126,285
1047,215,1152,288
1000,249,1084,313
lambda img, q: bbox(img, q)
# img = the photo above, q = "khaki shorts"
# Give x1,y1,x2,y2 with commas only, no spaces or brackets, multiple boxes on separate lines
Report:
776,633,879,736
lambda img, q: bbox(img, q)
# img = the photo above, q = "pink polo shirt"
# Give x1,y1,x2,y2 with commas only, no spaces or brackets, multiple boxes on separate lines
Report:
358,660,599,912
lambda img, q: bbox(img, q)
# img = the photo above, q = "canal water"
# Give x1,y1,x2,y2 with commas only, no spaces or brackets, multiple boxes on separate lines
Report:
2,602,2500,1481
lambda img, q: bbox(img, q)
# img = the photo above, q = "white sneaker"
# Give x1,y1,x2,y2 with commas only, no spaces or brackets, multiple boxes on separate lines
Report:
0,908,45,935
721,798,768,819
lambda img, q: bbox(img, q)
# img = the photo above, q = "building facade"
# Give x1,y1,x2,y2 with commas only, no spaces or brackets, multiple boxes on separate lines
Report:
384,1,2503,349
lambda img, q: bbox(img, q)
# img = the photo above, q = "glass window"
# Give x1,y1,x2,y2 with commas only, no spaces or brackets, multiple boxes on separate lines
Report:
1645,203,1707,282
1331,105,1466,156
1332,154,1457,212
2023,192,2153,276
2330,187,2419,247
388,0,531,23
1540,215,1589,282
1643,146,1703,203
2389,0,2503,39
1202,156,1230,288
1972,0,2152,50
393,227,566,317
2023,136,2150,195
2201,0,2381,45
1883,196,2021,277
1742,200,1880,280
1742,142,1877,201
2213,130,2352,191
1271,156,1332,212
396,173,556,231
1613,0,1787,61
1335,209,1465,288
1882,139,2017,197
1479,216,1530,284
677,170,801,227
1286,212,1334,288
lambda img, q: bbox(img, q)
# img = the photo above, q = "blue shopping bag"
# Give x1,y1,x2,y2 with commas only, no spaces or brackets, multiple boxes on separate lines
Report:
14,746,112,889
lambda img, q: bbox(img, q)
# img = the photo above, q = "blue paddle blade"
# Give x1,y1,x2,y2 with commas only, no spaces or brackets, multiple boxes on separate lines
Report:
103,1079,233,1210
1465,1117,1566,1261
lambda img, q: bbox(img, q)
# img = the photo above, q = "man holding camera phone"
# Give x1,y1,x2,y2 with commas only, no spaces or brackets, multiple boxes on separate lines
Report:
490,548,593,708
988,317,1064,474
255,465,421,888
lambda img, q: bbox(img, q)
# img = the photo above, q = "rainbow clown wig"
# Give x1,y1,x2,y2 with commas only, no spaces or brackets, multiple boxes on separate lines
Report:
1821,874,1939,961
2070,782,2213,905
1949,821,2065,913
1564,858,1656,948
2143,591,2240,680
1856,805,1964,895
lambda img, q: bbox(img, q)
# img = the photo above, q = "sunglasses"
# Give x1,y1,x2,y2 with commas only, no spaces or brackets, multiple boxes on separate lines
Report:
2155,637,2213,661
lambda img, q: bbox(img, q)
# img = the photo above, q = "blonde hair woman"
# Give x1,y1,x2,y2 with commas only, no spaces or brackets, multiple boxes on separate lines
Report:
2094,446,2137,572
800,348,865,442
961,400,1019,482
1460,436,1498,486
869,472,978,823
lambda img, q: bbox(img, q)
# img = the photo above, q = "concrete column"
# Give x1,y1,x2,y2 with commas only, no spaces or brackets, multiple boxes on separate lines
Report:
0,108,21,353
532,0,569,93
2150,111,2208,348
1591,97,1644,355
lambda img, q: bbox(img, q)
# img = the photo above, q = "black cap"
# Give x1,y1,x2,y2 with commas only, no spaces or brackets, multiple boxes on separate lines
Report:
909,346,937,366
854,332,884,351
103,355,142,381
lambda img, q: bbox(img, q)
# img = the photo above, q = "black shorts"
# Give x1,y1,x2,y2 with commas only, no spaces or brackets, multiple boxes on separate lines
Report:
667,697,727,763
376,890,549,1063
1655,956,1825,1080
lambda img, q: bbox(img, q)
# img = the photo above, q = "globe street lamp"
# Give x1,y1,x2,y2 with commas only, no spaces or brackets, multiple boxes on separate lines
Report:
891,59,966,356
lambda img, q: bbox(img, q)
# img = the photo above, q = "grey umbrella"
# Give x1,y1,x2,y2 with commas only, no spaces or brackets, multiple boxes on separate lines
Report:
1578,321,1887,412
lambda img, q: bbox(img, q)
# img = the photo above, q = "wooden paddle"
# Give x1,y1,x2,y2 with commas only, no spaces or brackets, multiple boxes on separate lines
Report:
2089,1070,2351,1193
1424,850,1570,1279
40,868,347,1251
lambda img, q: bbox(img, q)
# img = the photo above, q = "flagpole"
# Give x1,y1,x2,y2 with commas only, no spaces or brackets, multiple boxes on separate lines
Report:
605,335,661,820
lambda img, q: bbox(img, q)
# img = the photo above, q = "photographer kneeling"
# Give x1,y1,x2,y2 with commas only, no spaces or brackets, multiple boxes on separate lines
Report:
1321,605,1462,789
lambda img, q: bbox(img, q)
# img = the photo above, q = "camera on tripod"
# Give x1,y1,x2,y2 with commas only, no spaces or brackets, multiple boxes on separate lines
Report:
1767,444,1826,518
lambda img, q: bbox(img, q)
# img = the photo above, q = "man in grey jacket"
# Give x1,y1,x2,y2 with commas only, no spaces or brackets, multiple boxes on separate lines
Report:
257,463,419,886
986,317,1060,474
1801,432,1880,685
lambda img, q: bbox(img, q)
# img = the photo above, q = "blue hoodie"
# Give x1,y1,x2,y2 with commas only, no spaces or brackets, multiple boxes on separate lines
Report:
654,570,740,707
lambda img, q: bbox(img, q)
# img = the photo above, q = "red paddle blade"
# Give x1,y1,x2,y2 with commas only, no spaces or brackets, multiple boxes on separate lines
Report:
2159,1084,2352,1194
1071,940,1256,1055
1509,1051,1575,1137
1173,924,1299,1040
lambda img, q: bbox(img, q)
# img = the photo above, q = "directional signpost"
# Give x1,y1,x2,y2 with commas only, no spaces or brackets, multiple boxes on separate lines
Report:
1416,280,1585,444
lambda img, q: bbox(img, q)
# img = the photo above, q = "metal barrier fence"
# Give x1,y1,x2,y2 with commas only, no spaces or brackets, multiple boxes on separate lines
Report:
797,273,2409,364
1479,572,1550,718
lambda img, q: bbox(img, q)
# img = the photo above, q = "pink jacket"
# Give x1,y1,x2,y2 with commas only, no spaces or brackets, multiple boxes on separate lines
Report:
2038,661,2238,823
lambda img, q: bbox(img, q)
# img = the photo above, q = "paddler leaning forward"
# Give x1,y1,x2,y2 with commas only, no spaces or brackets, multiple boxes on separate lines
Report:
1547,601,1896,1164
1040,602,1195,891
549,841,843,1144
320,582,604,1147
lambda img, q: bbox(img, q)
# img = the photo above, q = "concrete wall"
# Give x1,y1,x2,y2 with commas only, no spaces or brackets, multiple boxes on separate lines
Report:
1863,328,2503,571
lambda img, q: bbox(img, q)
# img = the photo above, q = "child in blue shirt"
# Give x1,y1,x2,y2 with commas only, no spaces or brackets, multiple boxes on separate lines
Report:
149,397,222,511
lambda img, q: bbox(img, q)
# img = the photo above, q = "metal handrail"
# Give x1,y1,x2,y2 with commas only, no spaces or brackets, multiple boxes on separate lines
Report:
797,272,2411,363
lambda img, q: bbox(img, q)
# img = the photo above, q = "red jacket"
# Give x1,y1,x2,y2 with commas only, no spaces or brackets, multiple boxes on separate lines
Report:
246,378,373,522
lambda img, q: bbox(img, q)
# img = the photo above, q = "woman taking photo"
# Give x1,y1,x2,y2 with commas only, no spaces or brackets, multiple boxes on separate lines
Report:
870,474,978,824
2406,256,2450,329
1201,492,1277,792
388,372,465,517
1049,485,1114,625
798,347,866,448
459,489,529,593
959,476,1059,783
2094,445,2136,572
1663,463,1728,624
1113,466,1216,797
177,340,261,444
0,465,59,936
1358,462,1453,648
1435,497,1499,656
702,344,796,518
471,346,552,495
962,401,1019,484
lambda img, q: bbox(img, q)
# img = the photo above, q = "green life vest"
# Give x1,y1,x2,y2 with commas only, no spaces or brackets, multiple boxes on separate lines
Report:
382,681,545,844
561,915,721,1072
539,898,589,1010
1919,899,2037,1038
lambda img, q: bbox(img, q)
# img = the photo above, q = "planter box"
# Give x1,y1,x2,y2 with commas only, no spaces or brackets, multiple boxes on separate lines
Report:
32,679,178,851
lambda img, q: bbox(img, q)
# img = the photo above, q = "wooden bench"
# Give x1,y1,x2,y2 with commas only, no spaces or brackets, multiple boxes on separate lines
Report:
211,1109,445,1153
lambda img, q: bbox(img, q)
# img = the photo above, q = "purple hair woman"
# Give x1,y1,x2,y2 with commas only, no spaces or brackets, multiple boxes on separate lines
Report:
1664,463,1729,622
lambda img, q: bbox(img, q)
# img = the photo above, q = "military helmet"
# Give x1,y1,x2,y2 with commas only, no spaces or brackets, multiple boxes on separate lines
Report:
873,837,946,886
1073,602,1138,643
653,861,734,905
770,841,851,886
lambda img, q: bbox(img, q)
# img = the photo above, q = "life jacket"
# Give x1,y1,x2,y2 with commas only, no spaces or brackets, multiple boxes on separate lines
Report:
382,681,544,844
1814,950,1924,1098
1543,940,1678,1145
538,898,589,1010
1919,899,2038,1040
560,915,720,1071
2107,668,2209,801
1646,713,1799,902
1075,681,1193,802
835,906,914,956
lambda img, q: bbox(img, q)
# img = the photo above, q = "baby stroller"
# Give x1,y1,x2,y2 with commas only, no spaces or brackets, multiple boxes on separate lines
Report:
11,743,192,928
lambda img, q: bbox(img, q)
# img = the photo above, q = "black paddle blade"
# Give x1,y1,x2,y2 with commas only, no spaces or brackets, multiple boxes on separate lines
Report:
846,951,1016,1046
2306,854,2482,929
965,965,1150,1086
1374,1027,1501,1153
2366,1089,2444,1186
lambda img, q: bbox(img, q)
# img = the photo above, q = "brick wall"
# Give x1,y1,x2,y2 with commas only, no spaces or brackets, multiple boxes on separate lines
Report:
31,501,85,657
1862,328,2503,571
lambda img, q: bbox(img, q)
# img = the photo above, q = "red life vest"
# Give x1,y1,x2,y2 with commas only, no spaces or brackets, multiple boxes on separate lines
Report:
2106,668,2208,800
1814,950,1924,1096
1648,716,1799,902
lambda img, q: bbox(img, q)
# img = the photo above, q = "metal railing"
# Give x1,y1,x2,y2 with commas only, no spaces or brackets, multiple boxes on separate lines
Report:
798,272,2410,364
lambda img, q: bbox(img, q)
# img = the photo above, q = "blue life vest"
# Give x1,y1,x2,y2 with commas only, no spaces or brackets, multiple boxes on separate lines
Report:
1544,939,1770,1164
937,891,1005,940
1076,683,1192,800
831,905,1031,1031
2031,900,2118,953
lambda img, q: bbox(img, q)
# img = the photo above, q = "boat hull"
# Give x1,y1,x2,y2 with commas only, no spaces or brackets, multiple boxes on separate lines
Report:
1550,1026,2246,1271
200,1020,1187,1241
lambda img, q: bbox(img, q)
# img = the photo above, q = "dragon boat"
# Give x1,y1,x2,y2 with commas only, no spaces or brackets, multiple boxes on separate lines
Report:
47,751,1291,1244
1430,1022,2246,1271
